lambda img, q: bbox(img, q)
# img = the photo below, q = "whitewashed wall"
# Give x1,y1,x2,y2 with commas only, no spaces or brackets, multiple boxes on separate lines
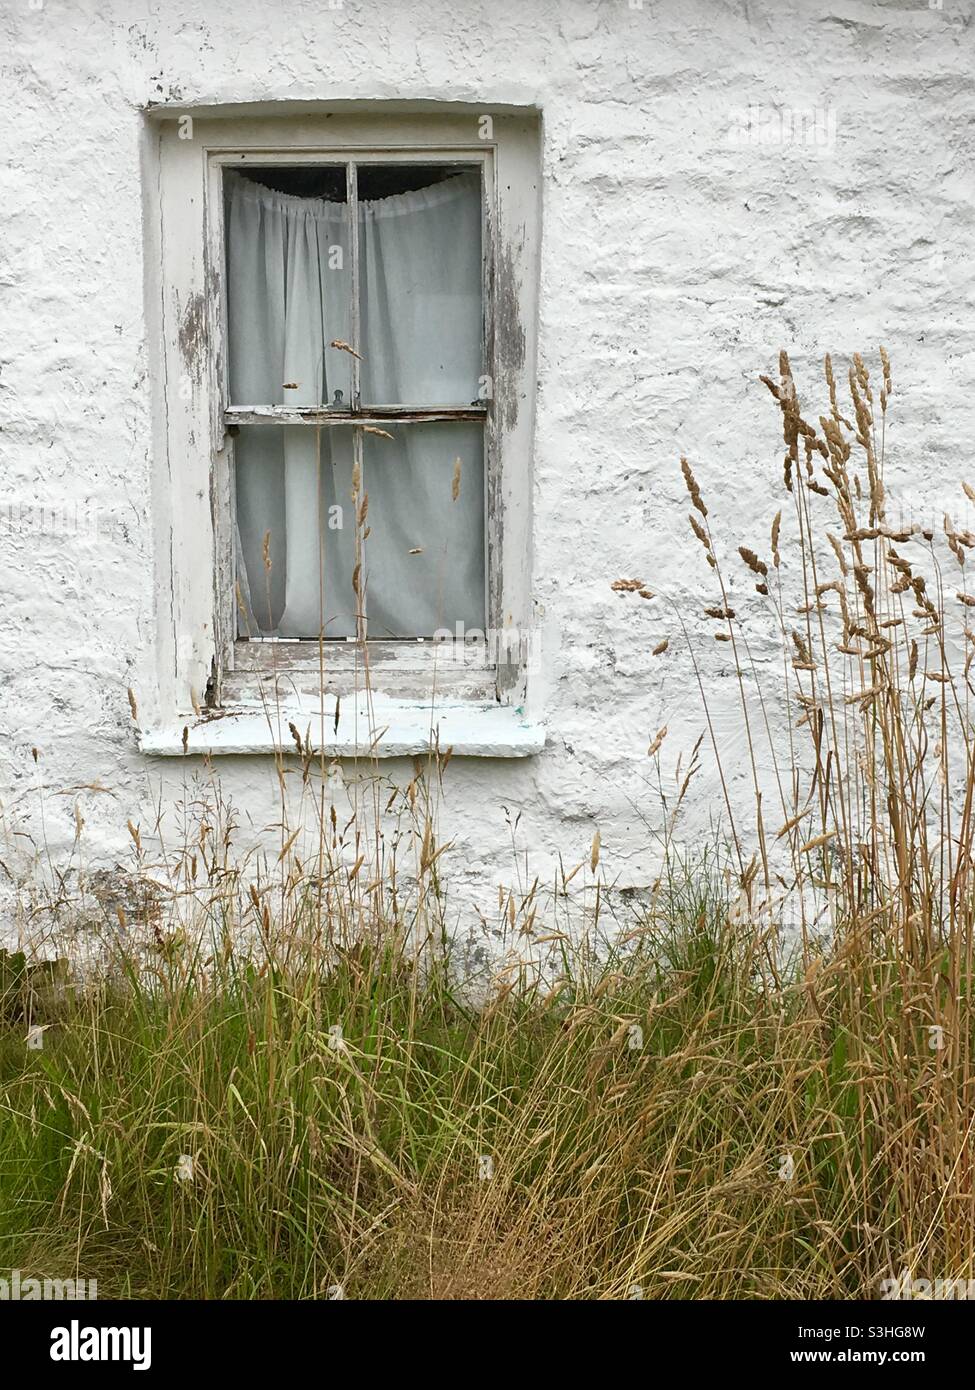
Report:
2,0,974,943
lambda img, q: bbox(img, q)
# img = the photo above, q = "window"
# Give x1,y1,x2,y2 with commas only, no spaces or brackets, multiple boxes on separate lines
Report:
146,107,540,749
225,160,488,644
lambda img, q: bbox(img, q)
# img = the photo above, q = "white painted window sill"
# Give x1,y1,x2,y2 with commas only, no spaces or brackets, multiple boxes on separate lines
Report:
139,698,545,759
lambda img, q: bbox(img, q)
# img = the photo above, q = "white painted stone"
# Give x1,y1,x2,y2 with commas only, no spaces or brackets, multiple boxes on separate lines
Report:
1,0,973,937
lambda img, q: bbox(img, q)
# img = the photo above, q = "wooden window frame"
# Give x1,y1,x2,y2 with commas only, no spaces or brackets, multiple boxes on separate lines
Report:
146,106,540,723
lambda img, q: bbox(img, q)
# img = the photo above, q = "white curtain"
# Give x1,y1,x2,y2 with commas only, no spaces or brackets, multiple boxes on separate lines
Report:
226,170,485,640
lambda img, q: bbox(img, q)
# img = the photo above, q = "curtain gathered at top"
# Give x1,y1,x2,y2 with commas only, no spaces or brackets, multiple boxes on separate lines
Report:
226,170,485,640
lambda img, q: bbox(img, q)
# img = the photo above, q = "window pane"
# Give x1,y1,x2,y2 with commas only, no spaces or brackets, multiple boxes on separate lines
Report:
234,424,358,639
358,165,482,407
234,421,485,641
224,166,353,409
360,421,485,638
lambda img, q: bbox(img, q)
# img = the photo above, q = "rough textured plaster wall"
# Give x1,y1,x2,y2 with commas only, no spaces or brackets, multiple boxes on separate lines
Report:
2,0,975,943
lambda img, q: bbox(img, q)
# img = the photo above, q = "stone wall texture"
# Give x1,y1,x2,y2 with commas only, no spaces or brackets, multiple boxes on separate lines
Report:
2,0,974,942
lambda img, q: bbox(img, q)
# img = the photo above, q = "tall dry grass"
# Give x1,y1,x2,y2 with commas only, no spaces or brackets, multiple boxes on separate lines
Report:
0,350,972,1298
668,348,975,1283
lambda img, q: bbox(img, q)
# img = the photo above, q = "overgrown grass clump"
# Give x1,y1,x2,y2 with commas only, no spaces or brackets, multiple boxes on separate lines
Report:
3,348,974,1298
0,882,963,1299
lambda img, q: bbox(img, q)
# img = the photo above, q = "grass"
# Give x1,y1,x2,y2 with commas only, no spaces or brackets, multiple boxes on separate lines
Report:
1,349,973,1298
0,877,951,1300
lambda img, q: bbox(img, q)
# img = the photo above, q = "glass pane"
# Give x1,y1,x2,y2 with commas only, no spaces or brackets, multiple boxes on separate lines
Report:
224,165,353,409
357,165,482,407
233,424,358,640
360,421,485,638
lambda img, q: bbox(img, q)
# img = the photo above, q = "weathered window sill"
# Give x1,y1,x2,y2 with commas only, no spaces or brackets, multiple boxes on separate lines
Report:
139,698,545,759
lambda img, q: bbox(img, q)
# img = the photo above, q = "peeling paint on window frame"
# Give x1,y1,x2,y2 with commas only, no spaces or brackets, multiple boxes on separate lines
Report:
147,105,540,723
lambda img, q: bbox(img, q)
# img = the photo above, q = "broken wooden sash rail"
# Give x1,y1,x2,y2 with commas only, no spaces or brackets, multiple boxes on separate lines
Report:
225,405,489,428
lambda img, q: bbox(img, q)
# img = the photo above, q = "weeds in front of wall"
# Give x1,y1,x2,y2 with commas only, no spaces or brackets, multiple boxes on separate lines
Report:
642,348,975,1283
1,841,948,1301
1,351,973,1297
